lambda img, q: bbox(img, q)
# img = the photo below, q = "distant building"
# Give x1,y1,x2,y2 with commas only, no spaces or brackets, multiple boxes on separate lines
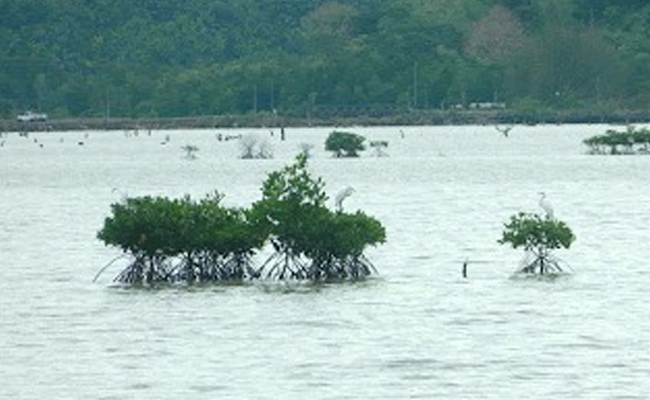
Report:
468,102,506,110
17,111,48,122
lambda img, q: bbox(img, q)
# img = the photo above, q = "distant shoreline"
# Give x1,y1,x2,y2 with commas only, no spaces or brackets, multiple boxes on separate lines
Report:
2,109,650,132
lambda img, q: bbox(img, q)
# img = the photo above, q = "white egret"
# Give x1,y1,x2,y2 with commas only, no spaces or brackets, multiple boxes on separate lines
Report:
335,186,355,211
538,192,554,220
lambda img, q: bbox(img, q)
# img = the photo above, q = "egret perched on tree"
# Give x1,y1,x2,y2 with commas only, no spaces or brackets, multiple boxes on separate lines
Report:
538,192,554,220
335,186,355,211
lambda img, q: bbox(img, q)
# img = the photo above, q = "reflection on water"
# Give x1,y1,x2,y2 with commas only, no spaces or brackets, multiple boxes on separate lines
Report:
1,124,650,399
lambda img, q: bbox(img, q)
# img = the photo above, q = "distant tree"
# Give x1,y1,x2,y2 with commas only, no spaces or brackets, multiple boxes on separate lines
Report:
465,5,526,65
301,2,359,56
504,24,625,107
182,144,199,159
325,130,365,157
239,134,273,159
583,126,650,155
2,0,649,117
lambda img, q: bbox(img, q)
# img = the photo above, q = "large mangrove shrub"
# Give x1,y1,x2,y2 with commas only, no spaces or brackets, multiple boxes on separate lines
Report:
97,155,386,285
325,131,366,157
498,212,575,275
97,192,264,284
250,154,385,281
583,126,650,155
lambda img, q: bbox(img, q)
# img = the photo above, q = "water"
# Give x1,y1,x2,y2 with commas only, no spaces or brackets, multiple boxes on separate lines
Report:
1,124,649,399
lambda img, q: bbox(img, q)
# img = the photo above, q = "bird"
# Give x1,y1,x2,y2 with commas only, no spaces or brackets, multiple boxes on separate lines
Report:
495,125,513,138
462,259,468,279
334,186,355,211
538,192,554,220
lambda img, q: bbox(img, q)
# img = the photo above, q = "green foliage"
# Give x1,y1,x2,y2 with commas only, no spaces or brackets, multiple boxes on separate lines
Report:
250,154,331,248
305,210,386,261
583,126,650,155
325,131,366,157
498,212,575,275
98,155,386,284
498,212,575,257
258,154,327,207
97,192,264,284
250,154,386,280
3,1,648,118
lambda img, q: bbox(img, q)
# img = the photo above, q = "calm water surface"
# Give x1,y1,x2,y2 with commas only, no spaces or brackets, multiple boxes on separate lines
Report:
1,124,650,399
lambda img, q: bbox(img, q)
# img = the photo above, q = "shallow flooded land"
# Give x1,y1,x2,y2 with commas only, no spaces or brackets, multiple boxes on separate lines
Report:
1,124,649,399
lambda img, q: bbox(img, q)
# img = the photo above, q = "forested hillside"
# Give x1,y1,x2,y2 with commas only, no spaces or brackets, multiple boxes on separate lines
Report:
1,0,649,120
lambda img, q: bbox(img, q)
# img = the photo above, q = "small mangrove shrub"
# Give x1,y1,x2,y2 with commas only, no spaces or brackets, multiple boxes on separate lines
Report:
498,212,575,275
583,126,650,155
325,131,366,157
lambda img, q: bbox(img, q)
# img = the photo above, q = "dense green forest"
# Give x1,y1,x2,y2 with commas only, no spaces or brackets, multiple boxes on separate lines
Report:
1,0,649,120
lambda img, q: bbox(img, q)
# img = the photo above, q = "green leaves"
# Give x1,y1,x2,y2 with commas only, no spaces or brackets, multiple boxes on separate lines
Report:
498,212,575,256
5,1,650,117
583,126,650,155
252,154,385,260
98,155,387,283
325,131,366,157
97,192,262,258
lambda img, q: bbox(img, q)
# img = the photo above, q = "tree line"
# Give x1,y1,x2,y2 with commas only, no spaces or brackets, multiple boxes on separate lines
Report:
1,0,649,120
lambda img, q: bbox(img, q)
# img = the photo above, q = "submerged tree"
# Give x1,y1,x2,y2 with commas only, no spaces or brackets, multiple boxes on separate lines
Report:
239,134,273,159
182,144,199,159
97,155,386,286
498,212,575,275
96,192,264,285
325,131,366,157
303,209,385,280
583,126,650,155
250,154,385,281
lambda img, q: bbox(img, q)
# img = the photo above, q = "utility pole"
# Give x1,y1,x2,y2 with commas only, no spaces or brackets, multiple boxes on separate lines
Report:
413,61,418,109
270,79,275,112
104,87,110,130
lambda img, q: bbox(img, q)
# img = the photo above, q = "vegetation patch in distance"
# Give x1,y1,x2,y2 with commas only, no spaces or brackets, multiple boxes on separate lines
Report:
583,126,650,155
